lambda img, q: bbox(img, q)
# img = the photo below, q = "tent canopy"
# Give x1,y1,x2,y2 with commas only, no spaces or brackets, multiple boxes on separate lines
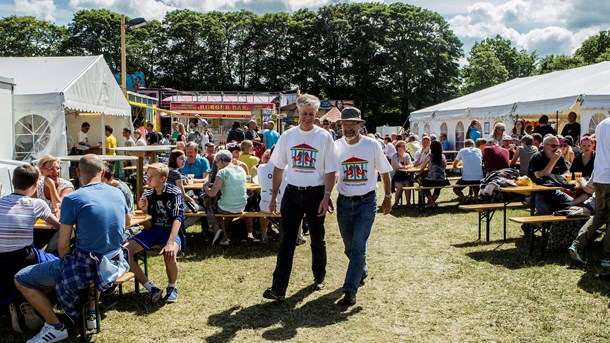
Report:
412,61,610,121
0,55,131,161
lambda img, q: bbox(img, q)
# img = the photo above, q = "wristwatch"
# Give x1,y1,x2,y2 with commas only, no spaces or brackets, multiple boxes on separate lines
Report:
384,194,392,199
324,190,332,196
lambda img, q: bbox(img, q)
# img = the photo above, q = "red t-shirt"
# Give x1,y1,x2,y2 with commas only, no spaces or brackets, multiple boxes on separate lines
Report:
483,145,510,172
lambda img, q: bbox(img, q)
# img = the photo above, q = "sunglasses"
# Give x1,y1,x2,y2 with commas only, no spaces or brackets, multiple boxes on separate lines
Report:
548,144,560,148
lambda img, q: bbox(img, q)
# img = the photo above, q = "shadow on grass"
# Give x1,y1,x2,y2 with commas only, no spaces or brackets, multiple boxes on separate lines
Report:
206,287,361,342
462,237,574,269
390,204,465,218
178,231,280,262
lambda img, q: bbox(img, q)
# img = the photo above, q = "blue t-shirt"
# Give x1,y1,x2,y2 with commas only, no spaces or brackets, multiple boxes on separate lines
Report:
60,183,128,255
179,156,210,179
263,130,280,149
455,147,483,181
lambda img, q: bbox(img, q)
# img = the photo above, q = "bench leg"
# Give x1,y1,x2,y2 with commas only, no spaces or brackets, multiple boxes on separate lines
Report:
485,210,491,242
540,224,548,260
478,211,482,241
529,225,537,256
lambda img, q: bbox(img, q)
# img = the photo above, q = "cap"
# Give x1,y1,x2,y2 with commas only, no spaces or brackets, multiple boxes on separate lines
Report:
502,134,513,141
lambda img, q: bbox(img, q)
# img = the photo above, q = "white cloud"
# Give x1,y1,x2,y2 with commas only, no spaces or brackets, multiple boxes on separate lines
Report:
14,0,56,21
69,0,175,22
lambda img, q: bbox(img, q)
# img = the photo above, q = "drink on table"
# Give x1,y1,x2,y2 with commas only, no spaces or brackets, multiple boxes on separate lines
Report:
574,172,583,180
564,173,572,182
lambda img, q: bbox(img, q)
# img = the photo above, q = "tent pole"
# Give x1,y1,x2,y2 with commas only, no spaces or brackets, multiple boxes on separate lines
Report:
101,114,106,155
556,110,559,133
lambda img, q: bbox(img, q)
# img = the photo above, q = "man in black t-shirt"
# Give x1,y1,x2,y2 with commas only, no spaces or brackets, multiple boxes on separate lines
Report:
561,112,581,141
528,134,573,214
226,121,245,142
533,115,556,137
146,122,161,146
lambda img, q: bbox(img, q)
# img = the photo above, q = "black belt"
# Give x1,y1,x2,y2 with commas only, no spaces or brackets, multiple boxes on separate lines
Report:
286,184,324,191
339,190,375,200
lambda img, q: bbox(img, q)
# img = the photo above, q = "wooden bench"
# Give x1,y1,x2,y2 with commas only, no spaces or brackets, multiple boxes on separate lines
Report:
403,184,480,210
509,215,590,259
184,211,281,218
459,202,526,242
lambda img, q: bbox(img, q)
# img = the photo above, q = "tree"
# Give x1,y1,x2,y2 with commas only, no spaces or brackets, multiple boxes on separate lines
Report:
62,10,123,72
537,54,584,74
574,30,610,64
0,16,66,57
461,50,508,93
461,35,536,93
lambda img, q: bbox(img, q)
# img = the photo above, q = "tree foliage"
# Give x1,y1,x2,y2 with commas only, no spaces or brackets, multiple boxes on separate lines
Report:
0,16,66,56
0,3,464,127
461,35,536,93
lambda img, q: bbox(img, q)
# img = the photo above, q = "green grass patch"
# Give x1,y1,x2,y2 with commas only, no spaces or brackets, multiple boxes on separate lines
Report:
2,185,610,342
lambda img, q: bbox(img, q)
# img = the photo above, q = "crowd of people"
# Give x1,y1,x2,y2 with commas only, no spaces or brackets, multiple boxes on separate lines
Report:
2,94,610,342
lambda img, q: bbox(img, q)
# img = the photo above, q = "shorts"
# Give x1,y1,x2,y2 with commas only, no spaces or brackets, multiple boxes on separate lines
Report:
14,258,63,290
131,226,182,251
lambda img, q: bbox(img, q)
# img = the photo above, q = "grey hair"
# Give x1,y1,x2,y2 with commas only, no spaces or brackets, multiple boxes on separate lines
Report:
296,93,320,111
464,139,474,147
542,134,558,145
214,149,232,163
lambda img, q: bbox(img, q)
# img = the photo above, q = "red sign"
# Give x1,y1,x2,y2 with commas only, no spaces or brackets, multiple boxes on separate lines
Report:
171,102,275,111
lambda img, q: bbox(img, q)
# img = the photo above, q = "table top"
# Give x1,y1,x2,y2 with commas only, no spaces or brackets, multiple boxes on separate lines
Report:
111,145,176,153
499,185,564,194
55,155,138,162
509,215,589,224
34,213,151,230
400,165,462,173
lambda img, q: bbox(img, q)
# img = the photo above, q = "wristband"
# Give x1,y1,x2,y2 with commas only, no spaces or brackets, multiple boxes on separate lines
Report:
324,190,332,196
384,194,392,199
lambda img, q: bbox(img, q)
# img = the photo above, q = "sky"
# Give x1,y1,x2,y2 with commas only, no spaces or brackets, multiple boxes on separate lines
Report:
1,0,608,59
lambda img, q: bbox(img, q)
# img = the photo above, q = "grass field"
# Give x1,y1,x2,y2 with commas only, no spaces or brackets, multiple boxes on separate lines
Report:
2,186,610,342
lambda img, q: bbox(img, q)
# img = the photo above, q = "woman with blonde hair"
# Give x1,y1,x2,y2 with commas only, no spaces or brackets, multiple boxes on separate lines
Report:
177,122,187,142
36,155,74,211
558,135,575,165
491,122,506,145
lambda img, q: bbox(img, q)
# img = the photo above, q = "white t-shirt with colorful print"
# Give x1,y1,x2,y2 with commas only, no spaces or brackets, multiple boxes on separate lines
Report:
270,126,337,187
335,136,392,196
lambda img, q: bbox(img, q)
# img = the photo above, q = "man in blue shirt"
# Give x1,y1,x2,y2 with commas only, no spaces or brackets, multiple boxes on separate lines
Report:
15,154,130,342
179,142,210,183
452,139,483,203
263,121,280,150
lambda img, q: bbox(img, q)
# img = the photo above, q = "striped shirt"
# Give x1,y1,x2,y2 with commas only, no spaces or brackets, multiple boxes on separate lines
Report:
0,194,51,253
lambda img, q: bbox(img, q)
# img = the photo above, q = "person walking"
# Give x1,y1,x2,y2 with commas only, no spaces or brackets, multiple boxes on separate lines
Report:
333,108,392,306
262,94,337,301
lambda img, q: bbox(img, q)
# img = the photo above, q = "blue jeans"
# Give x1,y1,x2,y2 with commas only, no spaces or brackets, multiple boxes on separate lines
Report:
337,192,377,293
534,190,573,215
272,185,327,293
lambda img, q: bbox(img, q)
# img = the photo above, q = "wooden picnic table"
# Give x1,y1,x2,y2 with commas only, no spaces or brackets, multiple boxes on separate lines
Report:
35,213,151,230
111,146,176,199
55,155,139,163
173,182,261,192
499,185,564,215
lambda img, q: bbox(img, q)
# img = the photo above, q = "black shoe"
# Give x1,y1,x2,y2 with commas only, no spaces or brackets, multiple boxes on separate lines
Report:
360,273,368,287
263,288,285,301
313,280,325,291
101,284,118,296
341,292,357,306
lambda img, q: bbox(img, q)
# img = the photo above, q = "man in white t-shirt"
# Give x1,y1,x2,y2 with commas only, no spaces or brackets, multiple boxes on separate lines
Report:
262,94,337,301
569,116,610,267
334,107,391,306
77,122,99,153
452,139,483,203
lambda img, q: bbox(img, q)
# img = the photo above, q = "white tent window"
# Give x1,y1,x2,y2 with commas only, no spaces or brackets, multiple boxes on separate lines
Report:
424,123,430,135
455,121,465,150
440,122,448,135
411,123,418,136
589,113,608,134
15,114,50,161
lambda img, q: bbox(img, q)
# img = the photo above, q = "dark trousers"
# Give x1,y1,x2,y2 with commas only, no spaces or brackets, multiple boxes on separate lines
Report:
272,185,327,293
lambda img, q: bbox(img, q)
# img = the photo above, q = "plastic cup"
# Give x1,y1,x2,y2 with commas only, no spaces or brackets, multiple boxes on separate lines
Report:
187,174,195,184
574,172,583,180
564,173,572,182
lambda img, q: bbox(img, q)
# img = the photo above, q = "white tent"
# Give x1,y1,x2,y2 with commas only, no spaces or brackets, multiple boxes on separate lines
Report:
410,61,610,148
0,55,131,161
0,76,15,160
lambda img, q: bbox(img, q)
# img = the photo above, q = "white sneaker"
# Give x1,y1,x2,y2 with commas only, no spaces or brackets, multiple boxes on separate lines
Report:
27,322,68,343
20,302,44,330
219,239,230,246
86,312,97,331
212,229,223,245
